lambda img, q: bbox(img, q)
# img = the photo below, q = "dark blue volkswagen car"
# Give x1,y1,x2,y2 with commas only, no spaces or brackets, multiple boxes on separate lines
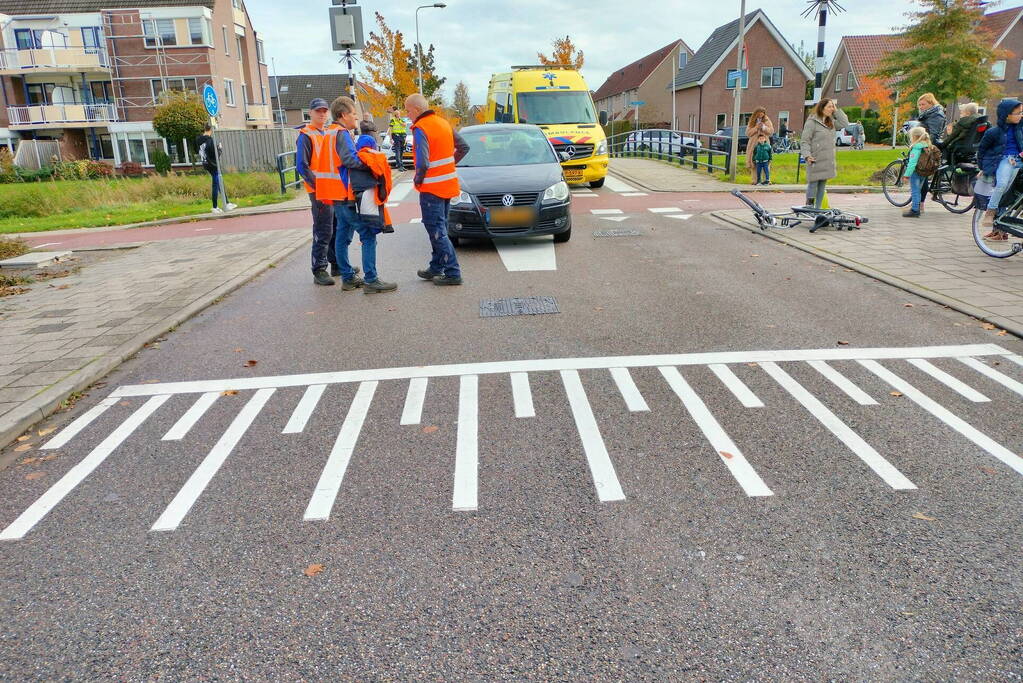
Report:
447,124,572,245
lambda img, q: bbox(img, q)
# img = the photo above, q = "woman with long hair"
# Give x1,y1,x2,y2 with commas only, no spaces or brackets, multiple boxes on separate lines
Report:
801,98,849,207
745,107,774,174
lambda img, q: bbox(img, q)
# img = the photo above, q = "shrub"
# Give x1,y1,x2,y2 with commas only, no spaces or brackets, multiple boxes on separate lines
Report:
53,159,93,181
151,149,171,176
87,160,114,178
0,148,17,184
16,165,54,182
152,91,208,146
118,161,145,177
842,106,863,121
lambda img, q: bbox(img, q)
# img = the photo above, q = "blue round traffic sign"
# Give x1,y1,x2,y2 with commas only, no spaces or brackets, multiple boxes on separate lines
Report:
202,84,219,117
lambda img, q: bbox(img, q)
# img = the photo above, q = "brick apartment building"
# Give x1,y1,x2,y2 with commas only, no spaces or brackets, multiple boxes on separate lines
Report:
592,39,694,128
269,74,387,132
669,9,814,135
825,6,1023,117
0,0,272,166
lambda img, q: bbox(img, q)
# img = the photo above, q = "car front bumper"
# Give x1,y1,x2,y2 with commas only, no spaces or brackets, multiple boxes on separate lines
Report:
448,200,572,238
560,154,609,185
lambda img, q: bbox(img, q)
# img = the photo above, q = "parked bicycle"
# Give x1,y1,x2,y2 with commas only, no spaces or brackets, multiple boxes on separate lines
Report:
771,133,798,154
881,148,976,214
971,178,1023,258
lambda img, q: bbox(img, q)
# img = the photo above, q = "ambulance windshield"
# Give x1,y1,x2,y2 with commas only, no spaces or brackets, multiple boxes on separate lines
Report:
515,92,596,125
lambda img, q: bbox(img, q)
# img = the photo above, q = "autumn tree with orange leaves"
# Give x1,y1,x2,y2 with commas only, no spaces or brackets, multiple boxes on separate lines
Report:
856,76,914,135
538,35,584,69
360,12,417,117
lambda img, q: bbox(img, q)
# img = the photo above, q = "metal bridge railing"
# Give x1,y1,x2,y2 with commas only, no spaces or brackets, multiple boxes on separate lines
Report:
276,151,302,195
606,129,733,174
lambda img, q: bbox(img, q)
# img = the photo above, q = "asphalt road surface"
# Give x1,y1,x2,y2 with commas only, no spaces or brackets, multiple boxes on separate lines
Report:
1,188,1021,679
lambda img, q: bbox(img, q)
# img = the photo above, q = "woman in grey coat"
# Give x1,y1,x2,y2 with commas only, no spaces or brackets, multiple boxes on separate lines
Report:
801,98,850,207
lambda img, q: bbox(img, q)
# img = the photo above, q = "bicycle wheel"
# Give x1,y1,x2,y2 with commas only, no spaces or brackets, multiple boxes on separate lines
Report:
881,160,911,207
933,170,975,214
972,209,1023,258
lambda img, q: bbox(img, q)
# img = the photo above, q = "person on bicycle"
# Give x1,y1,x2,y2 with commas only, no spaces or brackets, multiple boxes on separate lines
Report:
940,102,981,164
802,98,849,208
916,93,946,209
977,98,1023,240
902,126,933,218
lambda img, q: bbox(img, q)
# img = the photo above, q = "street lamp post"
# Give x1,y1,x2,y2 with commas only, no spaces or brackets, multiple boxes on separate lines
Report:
415,3,446,94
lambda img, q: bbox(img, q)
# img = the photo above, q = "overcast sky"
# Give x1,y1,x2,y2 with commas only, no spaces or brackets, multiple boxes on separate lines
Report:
248,0,917,105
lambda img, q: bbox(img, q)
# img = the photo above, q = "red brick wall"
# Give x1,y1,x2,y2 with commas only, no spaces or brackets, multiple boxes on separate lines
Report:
985,21,1023,114
827,50,860,109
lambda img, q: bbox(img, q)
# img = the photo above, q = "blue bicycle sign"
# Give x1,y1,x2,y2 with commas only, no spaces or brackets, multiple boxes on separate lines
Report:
201,84,219,117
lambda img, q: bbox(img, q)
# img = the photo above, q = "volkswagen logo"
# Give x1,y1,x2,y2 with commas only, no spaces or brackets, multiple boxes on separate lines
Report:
564,145,577,159
501,194,515,207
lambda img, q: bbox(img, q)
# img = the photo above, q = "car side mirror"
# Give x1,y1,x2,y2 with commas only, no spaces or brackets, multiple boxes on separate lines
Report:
599,110,608,126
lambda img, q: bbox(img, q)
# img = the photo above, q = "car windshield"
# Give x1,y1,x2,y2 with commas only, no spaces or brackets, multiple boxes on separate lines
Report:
458,129,558,167
515,92,596,125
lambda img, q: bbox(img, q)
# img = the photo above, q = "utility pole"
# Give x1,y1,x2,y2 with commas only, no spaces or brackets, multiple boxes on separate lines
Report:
728,0,747,182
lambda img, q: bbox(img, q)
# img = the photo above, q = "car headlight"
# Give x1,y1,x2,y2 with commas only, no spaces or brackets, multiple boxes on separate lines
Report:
451,191,473,206
596,139,607,156
542,180,570,204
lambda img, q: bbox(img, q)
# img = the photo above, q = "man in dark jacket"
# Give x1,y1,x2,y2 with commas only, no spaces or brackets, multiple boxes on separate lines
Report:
977,97,1023,232
196,124,235,214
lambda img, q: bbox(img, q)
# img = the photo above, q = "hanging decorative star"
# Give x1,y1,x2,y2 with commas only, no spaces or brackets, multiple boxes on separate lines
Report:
801,0,846,19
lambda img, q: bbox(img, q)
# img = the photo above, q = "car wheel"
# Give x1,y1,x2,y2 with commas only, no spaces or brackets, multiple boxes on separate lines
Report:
589,178,605,189
553,226,571,243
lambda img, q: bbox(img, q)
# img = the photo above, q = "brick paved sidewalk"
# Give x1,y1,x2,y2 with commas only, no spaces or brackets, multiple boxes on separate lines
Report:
610,157,876,194
0,228,309,450
712,203,1023,338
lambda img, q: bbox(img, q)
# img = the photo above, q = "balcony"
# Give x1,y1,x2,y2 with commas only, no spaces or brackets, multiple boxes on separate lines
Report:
0,47,110,75
7,104,118,129
245,103,271,125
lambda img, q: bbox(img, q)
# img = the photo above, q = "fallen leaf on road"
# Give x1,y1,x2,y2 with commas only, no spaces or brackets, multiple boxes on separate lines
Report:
837,341,850,346
593,307,603,312
890,391,904,397
304,564,324,577
25,472,45,481
422,425,439,434
912,512,936,521
14,444,32,452
843,268,855,272
305,311,316,315
221,390,239,396
120,401,131,406
38,454,58,462
997,330,1008,336
719,451,734,460
16,435,29,442
980,466,998,475
746,363,758,367
37,427,55,436
904,303,914,308
244,360,258,367
18,457,37,465
387,307,396,312
234,348,243,353
981,323,997,330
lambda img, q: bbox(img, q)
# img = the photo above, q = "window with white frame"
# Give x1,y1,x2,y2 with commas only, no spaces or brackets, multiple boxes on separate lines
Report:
761,67,783,88
778,110,790,128
835,73,843,92
151,77,198,100
846,71,854,90
273,109,285,124
991,60,1006,80
236,36,243,60
224,78,236,106
143,18,176,47
187,17,205,45
302,109,311,122
678,51,687,69
256,38,266,64
716,113,727,130
1019,61,1023,79
232,0,243,8
222,26,229,55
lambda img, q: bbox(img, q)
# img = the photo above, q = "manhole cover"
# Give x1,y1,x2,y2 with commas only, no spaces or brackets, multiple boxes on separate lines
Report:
592,229,641,237
480,296,559,318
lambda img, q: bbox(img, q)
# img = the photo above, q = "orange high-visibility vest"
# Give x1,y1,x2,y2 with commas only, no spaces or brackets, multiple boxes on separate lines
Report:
300,123,346,201
411,112,460,199
358,146,394,228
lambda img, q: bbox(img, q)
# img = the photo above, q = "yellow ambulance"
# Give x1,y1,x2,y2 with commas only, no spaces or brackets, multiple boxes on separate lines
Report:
485,65,609,187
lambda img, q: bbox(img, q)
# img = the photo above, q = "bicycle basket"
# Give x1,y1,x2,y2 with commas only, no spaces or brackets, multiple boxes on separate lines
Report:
952,163,979,196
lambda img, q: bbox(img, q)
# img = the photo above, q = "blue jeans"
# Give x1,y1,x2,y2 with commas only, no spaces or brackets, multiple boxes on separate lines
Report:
310,197,336,273
210,170,228,208
987,155,1020,214
909,173,924,212
335,202,378,282
420,192,460,278
755,161,770,183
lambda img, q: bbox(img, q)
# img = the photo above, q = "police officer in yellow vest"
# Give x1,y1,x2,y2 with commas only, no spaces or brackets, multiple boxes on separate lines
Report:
404,93,470,286
387,107,408,171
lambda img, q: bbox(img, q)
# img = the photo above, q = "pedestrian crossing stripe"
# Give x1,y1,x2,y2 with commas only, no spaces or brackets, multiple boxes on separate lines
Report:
2,344,1020,540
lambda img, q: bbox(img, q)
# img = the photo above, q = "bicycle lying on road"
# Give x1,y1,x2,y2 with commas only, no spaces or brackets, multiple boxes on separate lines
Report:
731,189,868,233
881,149,976,214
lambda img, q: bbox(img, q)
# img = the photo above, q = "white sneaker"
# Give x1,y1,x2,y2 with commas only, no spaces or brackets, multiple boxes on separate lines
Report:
211,207,224,214
225,202,237,211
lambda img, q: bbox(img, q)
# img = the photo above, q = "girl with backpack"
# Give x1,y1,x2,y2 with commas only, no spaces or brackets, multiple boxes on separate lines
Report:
902,126,939,218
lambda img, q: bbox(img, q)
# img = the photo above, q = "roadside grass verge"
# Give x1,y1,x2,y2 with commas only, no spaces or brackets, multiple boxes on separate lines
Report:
716,149,904,186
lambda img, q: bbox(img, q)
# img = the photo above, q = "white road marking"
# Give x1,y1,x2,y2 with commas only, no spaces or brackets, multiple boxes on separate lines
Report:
708,364,764,408
649,207,681,213
283,384,327,433
609,367,649,412
807,360,878,405
1005,354,1023,367
622,192,648,197
111,345,1010,398
494,235,557,272
303,382,378,521
571,193,598,198
163,392,219,440
453,375,479,511
510,372,535,418
410,218,422,224
598,216,630,223
907,359,990,402
1,395,169,541
151,389,275,531
390,182,414,201
400,377,428,425
591,209,623,215
659,366,773,497
665,214,693,220
195,228,213,231
602,175,639,193
760,362,916,490
32,242,61,248
861,360,1023,476
957,357,1023,398
42,396,120,450
560,370,626,502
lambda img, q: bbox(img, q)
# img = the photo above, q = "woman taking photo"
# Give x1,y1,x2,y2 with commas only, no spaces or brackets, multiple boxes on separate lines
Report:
745,107,774,176
801,98,849,208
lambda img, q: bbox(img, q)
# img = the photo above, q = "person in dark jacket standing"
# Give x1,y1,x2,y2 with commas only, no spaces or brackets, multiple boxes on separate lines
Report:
915,93,946,212
976,98,1023,239
196,124,236,214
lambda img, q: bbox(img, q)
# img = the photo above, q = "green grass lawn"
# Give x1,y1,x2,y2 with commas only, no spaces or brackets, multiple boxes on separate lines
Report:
0,172,297,234
716,149,904,186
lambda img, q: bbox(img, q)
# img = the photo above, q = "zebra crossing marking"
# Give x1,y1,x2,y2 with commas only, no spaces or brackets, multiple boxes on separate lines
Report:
602,175,639,193
591,209,624,215
5,343,1021,541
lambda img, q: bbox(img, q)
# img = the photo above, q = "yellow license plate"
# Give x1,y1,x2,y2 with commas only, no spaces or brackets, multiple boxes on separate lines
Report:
489,207,534,227
563,168,585,181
